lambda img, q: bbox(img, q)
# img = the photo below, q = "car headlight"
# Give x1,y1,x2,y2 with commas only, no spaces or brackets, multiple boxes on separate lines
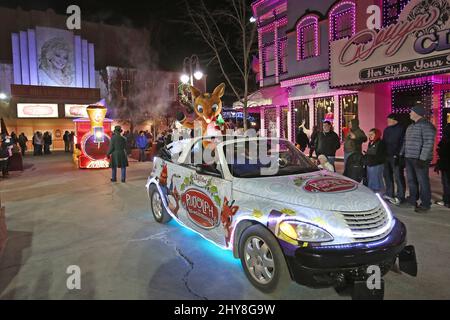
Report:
279,220,334,243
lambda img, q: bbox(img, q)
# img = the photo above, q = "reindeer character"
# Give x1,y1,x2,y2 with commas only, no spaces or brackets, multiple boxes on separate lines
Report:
221,197,239,247
177,83,227,145
157,164,181,216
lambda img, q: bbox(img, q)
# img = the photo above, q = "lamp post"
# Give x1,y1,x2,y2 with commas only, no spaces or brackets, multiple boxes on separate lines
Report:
180,55,203,86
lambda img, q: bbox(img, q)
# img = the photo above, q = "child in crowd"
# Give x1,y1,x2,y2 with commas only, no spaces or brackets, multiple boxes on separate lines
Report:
317,155,335,172
73,144,82,167
366,128,386,193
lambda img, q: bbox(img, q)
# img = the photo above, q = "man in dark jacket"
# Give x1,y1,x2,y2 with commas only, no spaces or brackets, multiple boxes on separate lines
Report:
18,133,28,156
383,114,406,205
108,126,129,183
296,127,309,153
63,131,70,152
401,105,436,213
309,126,319,158
344,119,367,167
315,121,340,167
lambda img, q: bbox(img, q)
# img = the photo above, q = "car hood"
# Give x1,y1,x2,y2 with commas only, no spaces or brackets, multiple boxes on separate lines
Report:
232,171,381,212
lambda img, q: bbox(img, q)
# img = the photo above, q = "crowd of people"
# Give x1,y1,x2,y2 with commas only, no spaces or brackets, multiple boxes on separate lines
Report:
0,135,14,178
30,131,53,156
123,130,154,161
63,131,75,153
297,105,449,212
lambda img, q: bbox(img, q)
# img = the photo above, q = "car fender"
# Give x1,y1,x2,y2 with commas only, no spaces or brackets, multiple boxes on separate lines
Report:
230,215,278,258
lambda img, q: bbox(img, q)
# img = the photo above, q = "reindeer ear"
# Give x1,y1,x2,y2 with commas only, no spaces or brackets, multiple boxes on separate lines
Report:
224,197,228,206
190,86,202,100
212,83,225,98
232,206,239,215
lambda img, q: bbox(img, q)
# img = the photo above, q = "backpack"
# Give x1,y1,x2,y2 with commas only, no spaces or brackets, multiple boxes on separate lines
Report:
344,152,366,183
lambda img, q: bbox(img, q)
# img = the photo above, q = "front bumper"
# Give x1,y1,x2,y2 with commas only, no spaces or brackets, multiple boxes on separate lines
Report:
284,219,407,287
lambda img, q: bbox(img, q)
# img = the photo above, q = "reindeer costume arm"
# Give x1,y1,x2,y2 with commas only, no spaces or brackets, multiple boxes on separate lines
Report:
176,112,195,129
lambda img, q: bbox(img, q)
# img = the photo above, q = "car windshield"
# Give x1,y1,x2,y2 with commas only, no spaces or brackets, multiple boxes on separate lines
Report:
224,138,319,178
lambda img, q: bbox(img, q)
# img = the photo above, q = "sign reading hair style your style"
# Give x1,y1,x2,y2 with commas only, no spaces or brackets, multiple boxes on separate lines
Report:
330,0,450,87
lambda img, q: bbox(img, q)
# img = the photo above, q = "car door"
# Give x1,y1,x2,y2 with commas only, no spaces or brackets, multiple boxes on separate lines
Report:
172,138,234,248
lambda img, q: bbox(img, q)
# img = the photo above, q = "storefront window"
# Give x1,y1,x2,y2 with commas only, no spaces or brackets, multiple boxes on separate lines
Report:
314,96,334,131
281,108,289,139
264,108,277,137
392,83,433,121
248,113,261,131
340,94,358,139
293,100,310,131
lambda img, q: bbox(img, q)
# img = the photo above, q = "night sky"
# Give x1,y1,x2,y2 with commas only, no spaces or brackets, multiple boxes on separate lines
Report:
0,0,245,99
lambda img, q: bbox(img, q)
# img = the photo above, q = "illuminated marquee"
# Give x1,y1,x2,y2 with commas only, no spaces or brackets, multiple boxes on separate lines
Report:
65,104,89,118
17,103,59,118
330,0,450,87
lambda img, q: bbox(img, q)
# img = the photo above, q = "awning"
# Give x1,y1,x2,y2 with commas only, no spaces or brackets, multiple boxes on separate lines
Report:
232,91,272,109
232,86,288,109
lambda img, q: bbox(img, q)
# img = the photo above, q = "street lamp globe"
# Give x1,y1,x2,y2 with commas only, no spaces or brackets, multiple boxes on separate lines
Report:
194,71,203,81
180,74,190,84
0,93,7,100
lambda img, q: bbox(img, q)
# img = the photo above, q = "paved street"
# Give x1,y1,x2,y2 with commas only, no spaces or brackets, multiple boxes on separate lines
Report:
0,153,449,300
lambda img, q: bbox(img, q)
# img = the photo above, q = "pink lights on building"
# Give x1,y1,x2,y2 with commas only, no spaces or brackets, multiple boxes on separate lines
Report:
329,1,356,41
296,15,319,60
251,0,286,18
280,72,330,88
258,16,288,85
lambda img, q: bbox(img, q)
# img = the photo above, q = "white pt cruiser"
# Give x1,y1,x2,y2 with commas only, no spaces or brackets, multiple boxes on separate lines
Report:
146,136,417,298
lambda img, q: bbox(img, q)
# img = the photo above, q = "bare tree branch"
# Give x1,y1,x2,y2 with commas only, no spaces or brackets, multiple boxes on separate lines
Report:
184,0,258,130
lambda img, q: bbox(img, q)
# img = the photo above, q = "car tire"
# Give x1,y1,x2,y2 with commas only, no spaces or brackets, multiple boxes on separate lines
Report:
238,224,291,294
149,184,172,224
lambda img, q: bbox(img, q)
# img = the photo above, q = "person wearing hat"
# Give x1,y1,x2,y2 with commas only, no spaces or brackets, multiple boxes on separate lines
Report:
343,118,367,167
108,126,129,183
382,113,407,205
400,105,436,213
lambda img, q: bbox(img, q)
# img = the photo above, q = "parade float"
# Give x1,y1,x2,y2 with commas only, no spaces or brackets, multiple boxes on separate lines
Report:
147,83,418,299
73,101,112,169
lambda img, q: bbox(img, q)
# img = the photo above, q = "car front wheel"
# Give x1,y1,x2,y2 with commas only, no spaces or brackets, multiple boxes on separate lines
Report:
239,224,291,294
149,185,172,224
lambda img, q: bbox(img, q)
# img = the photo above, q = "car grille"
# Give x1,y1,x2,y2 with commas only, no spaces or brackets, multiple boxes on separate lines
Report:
338,206,391,242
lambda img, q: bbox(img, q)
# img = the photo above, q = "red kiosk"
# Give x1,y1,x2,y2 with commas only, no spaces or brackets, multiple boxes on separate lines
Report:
73,103,112,169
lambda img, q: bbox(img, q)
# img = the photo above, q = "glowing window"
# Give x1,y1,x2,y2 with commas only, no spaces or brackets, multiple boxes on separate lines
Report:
329,2,356,41
297,16,319,60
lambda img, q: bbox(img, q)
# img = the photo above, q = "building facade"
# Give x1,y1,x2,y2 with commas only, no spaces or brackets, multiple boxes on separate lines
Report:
0,6,190,150
247,0,450,158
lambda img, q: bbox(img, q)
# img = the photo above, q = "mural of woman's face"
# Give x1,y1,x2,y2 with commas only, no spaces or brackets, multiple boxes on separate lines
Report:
49,49,68,70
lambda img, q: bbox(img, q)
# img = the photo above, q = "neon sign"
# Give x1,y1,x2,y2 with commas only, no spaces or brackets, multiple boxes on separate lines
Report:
330,0,450,87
